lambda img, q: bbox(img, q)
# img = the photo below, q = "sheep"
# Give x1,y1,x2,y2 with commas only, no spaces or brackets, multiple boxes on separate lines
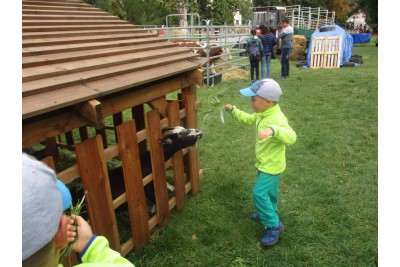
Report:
70,126,202,217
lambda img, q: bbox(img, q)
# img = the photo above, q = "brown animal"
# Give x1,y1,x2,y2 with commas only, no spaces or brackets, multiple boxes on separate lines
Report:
171,40,227,74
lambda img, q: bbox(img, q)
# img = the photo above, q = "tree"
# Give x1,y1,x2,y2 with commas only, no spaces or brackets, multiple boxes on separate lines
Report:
351,0,378,25
123,0,171,25
327,0,353,23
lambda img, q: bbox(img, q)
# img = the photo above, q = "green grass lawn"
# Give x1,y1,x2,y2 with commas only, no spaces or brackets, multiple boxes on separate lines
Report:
128,38,378,266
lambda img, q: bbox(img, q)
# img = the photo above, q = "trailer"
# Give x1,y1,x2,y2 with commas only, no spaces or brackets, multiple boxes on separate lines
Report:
252,5,335,43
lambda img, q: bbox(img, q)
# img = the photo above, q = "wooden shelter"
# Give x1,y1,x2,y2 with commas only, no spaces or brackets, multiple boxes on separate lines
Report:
22,0,206,263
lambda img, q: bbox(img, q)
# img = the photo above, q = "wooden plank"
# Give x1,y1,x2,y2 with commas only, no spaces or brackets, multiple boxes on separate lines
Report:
22,38,167,57
23,24,139,33
22,20,130,26
22,5,99,12
22,15,118,21
147,109,170,227
22,60,200,119
74,135,121,252
23,28,147,40
167,101,186,210
22,9,109,16
23,52,195,98
116,120,150,250
23,1,92,8
73,99,104,129
182,85,200,195
22,32,158,48
22,43,182,76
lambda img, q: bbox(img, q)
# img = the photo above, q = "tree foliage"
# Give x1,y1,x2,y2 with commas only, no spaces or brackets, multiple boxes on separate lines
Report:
122,0,171,25
351,0,378,25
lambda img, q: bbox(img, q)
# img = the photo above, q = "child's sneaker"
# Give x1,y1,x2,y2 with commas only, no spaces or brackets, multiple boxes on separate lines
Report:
261,221,285,247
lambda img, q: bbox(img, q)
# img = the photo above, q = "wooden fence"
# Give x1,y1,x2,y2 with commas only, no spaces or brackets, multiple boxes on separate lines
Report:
38,96,201,265
310,35,342,69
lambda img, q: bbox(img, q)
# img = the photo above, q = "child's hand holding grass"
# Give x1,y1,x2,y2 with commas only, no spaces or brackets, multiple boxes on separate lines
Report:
70,214,94,254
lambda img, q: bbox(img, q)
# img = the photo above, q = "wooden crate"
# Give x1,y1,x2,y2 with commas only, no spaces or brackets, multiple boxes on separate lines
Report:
310,35,342,69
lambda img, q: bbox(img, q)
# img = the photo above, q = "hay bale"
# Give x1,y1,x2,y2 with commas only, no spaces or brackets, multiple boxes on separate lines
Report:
291,35,307,61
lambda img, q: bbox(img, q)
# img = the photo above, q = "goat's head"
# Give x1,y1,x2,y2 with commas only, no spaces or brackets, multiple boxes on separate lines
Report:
160,126,203,151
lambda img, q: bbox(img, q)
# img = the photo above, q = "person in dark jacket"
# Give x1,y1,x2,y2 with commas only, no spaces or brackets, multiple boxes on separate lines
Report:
259,25,277,79
278,19,293,79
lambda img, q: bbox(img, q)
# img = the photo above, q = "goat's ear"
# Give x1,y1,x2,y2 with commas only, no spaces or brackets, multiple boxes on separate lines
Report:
159,138,173,145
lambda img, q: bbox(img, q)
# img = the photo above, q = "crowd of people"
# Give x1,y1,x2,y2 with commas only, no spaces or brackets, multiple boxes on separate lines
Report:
245,18,294,82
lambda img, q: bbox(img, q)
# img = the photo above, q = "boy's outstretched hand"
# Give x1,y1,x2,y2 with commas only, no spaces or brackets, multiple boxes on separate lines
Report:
71,214,94,254
258,127,274,140
225,104,233,111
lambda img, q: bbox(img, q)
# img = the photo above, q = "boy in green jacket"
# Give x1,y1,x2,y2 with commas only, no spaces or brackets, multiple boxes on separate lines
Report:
225,79,297,247
22,153,135,267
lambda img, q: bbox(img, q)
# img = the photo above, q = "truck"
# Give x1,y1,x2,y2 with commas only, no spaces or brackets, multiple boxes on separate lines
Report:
252,5,335,46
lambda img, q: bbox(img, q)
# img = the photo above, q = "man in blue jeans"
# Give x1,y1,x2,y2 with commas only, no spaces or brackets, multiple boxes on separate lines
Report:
279,19,293,79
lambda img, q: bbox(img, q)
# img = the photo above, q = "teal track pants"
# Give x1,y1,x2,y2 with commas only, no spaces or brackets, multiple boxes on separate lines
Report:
253,171,280,228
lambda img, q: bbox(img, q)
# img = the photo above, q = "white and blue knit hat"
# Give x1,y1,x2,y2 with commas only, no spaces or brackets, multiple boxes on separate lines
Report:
22,153,72,260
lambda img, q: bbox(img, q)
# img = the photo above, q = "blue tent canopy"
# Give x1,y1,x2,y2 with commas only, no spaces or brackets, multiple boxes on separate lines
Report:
306,25,353,67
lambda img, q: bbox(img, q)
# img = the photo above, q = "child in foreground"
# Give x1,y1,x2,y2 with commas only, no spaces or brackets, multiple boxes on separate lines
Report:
22,153,135,266
225,79,297,247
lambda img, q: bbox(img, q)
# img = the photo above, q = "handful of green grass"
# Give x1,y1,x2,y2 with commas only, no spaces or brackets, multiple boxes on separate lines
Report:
59,196,85,258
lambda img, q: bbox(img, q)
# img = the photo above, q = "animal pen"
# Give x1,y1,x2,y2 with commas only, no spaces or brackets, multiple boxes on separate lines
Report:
140,13,253,86
22,0,205,264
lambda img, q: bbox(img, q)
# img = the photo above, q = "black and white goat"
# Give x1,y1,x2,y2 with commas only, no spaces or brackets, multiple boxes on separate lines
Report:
70,126,202,216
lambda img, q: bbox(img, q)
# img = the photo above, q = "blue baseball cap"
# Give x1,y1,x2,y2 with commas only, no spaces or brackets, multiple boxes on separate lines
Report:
240,79,282,102
22,153,72,260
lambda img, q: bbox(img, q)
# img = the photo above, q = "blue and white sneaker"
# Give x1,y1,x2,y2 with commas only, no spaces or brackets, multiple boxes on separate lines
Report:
261,221,285,247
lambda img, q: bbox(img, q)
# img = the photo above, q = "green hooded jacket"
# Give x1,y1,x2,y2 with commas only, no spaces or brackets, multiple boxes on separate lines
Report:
230,104,296,175
58,236,134,267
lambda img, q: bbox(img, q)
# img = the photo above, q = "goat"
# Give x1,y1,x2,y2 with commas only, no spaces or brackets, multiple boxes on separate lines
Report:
69,126,202,216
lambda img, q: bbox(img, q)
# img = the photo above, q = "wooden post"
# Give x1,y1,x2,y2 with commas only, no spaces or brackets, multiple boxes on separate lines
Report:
182,85,200,195
113,112,124,143
79,126,89,141
167,101,186,210
116,120,150,250
146,109,170,227
132,105,147,154
95,128,108,148
74,135,121,252
65,131,75,146
43,137,58,163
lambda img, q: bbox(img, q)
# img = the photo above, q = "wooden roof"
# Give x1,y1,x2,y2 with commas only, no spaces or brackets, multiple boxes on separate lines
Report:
22,0,205,120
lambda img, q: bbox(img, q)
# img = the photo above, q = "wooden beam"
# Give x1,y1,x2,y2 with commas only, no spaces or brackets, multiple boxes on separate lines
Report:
185,69,204,87
148,97,168,118
73,99,104,129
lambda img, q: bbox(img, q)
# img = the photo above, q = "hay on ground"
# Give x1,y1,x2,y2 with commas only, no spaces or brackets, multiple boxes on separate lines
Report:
290,35,307,61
